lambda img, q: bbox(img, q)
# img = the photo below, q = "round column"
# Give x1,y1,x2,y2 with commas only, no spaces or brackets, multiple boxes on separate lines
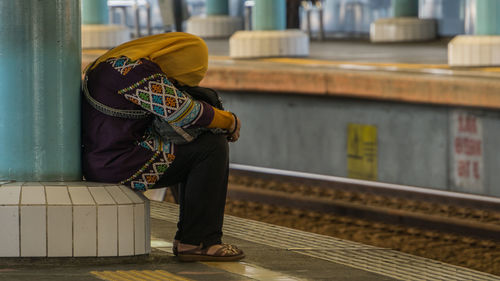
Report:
0,0,81,181
206,0,229,16
229,0,308,58
253,0,286,31
81,0,130,49
476,0,500,35
82,0,109,24
370,0,435,42
392,0,418,17
448,0,500,66
187,0,242,38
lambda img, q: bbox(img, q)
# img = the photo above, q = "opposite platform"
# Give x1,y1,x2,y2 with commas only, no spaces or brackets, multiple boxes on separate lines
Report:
83,39,500,110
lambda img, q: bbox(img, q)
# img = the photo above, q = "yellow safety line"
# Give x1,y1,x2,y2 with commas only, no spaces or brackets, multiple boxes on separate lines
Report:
153,270,193,281
91,271,132,281
126,270,163,281
210,55,500,72
90,270,193,281
114,271,146,281
202,262,303,281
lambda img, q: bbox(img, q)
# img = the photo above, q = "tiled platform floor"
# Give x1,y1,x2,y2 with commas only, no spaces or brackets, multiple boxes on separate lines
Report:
0,201,497,281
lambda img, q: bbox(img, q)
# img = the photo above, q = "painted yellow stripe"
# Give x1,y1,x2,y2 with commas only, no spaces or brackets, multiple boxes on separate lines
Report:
152,270,193,281
202,262,304,281
90,270,192,281
210,55,500,72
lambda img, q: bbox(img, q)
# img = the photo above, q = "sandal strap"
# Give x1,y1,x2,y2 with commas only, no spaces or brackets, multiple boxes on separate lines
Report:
212,244,242,256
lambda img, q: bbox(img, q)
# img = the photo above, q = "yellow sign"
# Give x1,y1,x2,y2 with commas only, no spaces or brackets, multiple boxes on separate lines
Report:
347,124,377,181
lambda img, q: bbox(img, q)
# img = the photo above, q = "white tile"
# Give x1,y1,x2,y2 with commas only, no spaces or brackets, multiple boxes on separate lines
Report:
145,202,151,254
88,186,115,205
105,186,132,204
0,185,21,205
21,185,46,205
68,186,95,205
47,206,72,257
144,188,166,201
118,205,134,256
134,204,146,255
2,181,23,186
45,186,71,205
0,206,19,256
20,206,46,256
23,182,42,186
40,182,67,186
73,206,97,257
119,186,145,204
97,205,118,256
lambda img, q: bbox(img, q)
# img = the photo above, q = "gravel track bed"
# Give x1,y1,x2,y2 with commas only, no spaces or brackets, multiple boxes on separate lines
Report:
164,176,499,275
224,176,500,276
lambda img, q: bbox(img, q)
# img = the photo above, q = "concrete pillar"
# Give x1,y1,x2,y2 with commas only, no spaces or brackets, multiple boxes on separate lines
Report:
392,0,418,17
475,0,500,35
229,0,308,58
448,0,500,66
370,0,435,42
81,0,129,49
0,0,81,181
253,0,286,31
206,0,229,16
82,0,109,25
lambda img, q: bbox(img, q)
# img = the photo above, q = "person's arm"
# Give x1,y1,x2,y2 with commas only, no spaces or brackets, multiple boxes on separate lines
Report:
118,73,236,132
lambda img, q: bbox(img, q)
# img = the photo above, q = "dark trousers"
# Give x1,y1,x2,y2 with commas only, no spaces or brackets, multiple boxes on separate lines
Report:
154,133,229,247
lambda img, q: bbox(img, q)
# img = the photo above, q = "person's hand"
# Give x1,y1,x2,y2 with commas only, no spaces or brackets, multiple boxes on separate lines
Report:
228,114,241,142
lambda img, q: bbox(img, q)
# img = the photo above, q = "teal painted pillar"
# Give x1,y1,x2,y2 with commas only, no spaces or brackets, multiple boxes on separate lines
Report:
253,0,286,31
392,0,419,17
206,0,229,15
82,0,108,24
475,0,500,35
0,1,81,181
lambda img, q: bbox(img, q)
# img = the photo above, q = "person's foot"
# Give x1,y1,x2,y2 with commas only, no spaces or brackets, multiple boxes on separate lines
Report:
177,242,245,262
173,240,180,256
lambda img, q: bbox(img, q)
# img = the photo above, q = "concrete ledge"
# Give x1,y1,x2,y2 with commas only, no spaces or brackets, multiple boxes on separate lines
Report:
448,35,500,67
82,24,131,49
199,58,500,110
186,15,243,38
82,50,500,110
370,18,436,43
0,182,150,257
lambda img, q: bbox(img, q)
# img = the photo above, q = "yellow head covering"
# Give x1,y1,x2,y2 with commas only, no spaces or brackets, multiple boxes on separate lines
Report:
90,32,208,86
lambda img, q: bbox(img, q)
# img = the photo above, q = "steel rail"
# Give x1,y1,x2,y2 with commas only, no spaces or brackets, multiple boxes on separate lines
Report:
228,164,500,242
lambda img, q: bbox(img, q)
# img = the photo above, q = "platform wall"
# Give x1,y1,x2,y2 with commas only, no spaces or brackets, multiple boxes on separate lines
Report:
221,91,500,197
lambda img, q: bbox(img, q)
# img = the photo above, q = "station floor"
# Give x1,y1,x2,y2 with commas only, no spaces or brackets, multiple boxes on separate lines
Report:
1,201,496,281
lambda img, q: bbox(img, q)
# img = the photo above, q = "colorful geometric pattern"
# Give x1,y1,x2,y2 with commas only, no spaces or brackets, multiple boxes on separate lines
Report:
139,128,173,153
120,151,175,191
119,73,203,127
106,57,143,75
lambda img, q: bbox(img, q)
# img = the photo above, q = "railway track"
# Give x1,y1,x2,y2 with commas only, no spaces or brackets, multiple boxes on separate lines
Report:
227,164,500,242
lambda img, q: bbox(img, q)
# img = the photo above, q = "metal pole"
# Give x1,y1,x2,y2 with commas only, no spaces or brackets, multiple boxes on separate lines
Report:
0,0,81,181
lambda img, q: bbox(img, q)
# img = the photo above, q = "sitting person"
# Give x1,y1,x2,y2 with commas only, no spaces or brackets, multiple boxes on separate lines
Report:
81,32,244,261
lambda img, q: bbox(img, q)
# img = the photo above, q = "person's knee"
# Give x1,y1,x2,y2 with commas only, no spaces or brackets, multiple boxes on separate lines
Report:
198,133,228,157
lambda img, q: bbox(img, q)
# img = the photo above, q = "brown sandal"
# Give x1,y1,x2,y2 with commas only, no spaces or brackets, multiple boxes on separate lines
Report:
177,243,245,262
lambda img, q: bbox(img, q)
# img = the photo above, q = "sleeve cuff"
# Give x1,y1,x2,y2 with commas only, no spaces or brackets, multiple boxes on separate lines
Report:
207,108,234,130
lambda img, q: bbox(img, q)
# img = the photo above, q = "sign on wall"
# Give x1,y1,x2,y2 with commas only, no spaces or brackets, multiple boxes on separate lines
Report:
347,124,377,181
450,111,484,193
